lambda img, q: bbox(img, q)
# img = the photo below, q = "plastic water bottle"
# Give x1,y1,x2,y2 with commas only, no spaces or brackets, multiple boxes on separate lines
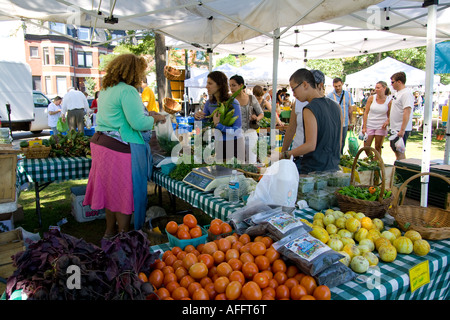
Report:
228,170,240,203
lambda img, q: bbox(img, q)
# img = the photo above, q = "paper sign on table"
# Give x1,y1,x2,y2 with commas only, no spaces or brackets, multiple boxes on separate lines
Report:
409,260,430,293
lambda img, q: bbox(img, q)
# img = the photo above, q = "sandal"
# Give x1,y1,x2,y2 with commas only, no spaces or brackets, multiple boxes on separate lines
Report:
102,233,116,240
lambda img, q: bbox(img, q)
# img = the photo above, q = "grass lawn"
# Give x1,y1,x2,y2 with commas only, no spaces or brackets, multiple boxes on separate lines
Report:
16,179,211,247
344,131,446,165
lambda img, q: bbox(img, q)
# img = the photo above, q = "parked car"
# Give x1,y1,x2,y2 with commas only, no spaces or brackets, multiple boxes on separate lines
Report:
29,91,52,134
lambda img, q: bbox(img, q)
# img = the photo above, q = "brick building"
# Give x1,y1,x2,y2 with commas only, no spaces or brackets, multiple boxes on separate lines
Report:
22,22,124,98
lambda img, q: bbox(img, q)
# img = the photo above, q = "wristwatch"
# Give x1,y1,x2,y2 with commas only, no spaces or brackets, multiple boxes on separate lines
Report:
282,151,290,159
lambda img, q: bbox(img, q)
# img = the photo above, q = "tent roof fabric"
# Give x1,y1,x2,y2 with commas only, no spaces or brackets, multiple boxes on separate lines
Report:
345,57,441,88
0,0,383,45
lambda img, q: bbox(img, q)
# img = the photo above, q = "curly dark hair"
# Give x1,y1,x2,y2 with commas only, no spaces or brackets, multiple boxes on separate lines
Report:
101,54,147,90
208,71,230,103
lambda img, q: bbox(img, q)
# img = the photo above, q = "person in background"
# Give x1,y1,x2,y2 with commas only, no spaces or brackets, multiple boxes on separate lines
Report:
82,53,166,238
327,77,355,155
229,75,264,164
91,91,99,113
48,96,62,136
90,91,99,126
199,92,207,111
194,71,244,162
361,81,392,156
253,85,284,126
389,71,414,161
283,93,292,109
141,77,158,112
263,87,271,105
61,87,91,134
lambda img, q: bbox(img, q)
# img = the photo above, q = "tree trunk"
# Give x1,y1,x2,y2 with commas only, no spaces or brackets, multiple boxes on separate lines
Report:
155,32,167,110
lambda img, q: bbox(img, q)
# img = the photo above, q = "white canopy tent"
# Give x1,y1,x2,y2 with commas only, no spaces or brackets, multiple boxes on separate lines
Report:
345,56,441,88
184,63,239,88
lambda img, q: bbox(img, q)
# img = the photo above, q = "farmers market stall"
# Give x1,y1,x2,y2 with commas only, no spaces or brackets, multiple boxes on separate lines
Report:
16,156,92,227
149,207,450,300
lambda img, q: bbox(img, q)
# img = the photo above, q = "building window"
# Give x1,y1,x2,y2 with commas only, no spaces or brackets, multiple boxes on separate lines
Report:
43,47,50,65
78,27,90,41
77,51,93,68
49,22,66,35
45,76,52,95
29,46,39,58
55,47,65,65
69,49,73,66
32,76,42,91
56,76,67,96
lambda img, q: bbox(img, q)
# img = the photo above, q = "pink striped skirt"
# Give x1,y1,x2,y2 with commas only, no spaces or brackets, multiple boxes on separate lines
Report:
83,143,134,215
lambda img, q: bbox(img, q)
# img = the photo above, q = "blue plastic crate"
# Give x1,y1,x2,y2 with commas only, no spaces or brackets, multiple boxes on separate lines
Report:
165,226,208,249
178,124,193,133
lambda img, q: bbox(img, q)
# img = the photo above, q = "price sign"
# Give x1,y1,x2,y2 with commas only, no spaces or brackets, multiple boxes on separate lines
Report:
409,260,430,293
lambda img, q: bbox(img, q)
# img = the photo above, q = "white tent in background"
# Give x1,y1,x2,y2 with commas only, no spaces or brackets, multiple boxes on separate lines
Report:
345,57,441,88
184,63,240,88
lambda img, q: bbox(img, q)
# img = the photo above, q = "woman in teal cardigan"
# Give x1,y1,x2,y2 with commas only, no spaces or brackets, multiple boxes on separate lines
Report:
83,54,165,239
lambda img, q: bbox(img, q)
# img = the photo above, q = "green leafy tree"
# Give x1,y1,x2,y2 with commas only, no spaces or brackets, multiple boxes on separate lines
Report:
83,77,96,96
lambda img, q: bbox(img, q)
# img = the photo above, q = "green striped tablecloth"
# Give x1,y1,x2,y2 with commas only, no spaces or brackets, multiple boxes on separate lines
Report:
152,170,244,220
16,157,92,185
149,198,450,300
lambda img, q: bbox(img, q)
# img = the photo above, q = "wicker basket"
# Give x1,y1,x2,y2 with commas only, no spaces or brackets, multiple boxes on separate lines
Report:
21,146,51,159
334,146,393,219
164,65,183,81
163,97,182,114
236,168,262,182
388,172,450,240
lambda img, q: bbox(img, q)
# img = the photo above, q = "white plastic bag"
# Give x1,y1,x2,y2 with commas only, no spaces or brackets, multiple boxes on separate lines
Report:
84,114,92,129
155,111,180,155
395,137,406,153
246,159,299,207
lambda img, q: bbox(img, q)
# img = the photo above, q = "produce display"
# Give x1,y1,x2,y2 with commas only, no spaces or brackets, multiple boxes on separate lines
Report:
339,154,381,172
305,209,430,274
143,225,332,300
337,185,392,201
48,131,92,158
4,230,159,300
166,214,204,240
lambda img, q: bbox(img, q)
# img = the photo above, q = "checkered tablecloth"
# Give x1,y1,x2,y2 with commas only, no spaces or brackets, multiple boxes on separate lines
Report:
16,157,92,185
152,170,244,220
149,176,450,301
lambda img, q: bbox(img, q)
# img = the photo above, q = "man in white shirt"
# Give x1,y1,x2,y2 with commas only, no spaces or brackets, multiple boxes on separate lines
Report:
61,87,90,133
389,72,414,160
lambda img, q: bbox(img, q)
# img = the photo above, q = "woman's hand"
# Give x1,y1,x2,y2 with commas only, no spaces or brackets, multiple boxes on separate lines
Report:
213,111,220,126
381,120,389,129
361,126,366,135
149,112,166,124
194,110,206,120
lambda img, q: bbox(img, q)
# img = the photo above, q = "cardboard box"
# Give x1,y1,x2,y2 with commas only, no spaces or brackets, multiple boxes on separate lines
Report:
0,229,25,289
0,212,14,232
70,186,106,223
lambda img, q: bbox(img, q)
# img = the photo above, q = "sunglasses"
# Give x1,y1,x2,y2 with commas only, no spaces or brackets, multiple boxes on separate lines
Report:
291,82,302,91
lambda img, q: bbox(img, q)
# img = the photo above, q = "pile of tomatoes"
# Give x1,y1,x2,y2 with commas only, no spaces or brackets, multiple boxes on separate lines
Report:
144,231,331,300
208,218,233,238
166,214,203,240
